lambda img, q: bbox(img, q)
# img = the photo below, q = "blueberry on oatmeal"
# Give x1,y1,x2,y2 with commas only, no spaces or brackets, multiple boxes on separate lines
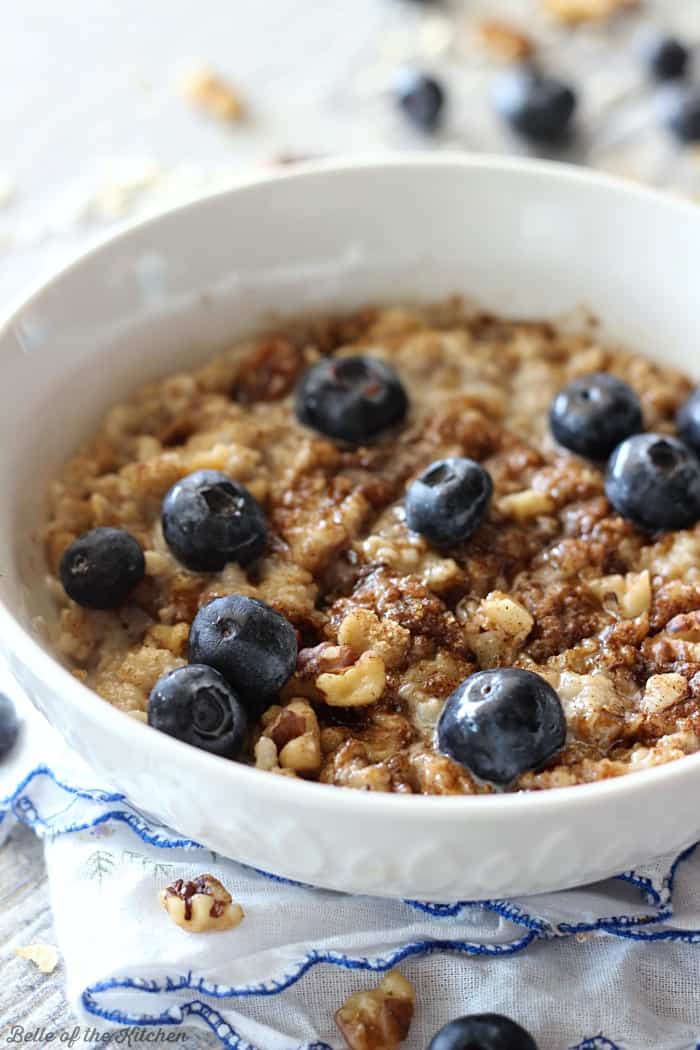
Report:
677,387,700,454
549,372,643,460
605,433,700,532
189,595,298,703
59,527,145,609
493,67,577,145
393,69,445,133
148,665,247,757
295,355,408,445
436,669,566,787
642,32,690,82
161,469,267,572
427,1014,539,1050
0,694,19,759
405,457,492,547
660,83,700,143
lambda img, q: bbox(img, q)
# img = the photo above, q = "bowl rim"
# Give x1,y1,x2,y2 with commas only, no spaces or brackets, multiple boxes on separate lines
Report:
4,149,700,819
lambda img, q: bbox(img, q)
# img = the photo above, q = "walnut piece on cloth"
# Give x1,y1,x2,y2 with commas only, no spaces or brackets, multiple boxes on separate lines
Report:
335,969,415,1050
159,874,244,933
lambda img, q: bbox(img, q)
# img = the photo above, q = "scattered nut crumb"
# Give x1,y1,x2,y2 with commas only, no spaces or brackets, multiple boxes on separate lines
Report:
542,0,639,24
159,874,244,933
182,67,246,122
335,970,415,1050
473,19,535,61
15,944,59,974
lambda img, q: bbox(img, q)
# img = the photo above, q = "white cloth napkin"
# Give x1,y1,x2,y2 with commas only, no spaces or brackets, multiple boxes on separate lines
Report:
2,682,700,1050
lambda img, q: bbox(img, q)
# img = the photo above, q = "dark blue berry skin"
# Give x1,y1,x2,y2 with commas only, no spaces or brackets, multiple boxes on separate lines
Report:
394,70,445,132
677,387,700,454
436,669,566,787
147,665,247,757
189,595,297,703
428,1014,539,1050
494,68,577,145
161,470,267,572
660,84,700,143
295,355,408,445
0,694,19,759
643,34,690,81
549,372,643,460
59,527,145,609
405,457,492,547
605,433,700,532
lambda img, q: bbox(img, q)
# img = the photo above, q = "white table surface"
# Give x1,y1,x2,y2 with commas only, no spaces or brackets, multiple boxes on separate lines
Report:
1,0,699,1043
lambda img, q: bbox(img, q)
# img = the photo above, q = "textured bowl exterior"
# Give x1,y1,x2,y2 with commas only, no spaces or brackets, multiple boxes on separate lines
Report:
2,155,700,900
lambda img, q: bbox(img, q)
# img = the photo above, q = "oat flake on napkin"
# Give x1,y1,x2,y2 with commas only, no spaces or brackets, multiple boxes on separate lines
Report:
2,679,700,1050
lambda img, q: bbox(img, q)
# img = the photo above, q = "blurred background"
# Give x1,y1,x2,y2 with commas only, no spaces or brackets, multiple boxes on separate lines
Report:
2,0,700,307
2,0,700,1039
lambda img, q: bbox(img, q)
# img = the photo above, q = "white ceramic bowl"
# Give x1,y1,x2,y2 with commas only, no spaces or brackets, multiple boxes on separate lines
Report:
3,155,700,901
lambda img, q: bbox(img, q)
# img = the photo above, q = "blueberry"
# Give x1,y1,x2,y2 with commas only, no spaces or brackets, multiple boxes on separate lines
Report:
59,527,145,609
0,695,19,759
605,433,700,532
405,457,492,547
642,33,690,81
147,665,246,757
678,387,700,453
494,67,577,145
189,594,297,702
436,669,566,787
295,355,408,445
162,470,267,572
393,69,445,132
660,83,700,143
549,372,643,460
427,1014,539,1050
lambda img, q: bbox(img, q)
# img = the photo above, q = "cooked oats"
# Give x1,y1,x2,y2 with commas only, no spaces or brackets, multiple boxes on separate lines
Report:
45,303,700,794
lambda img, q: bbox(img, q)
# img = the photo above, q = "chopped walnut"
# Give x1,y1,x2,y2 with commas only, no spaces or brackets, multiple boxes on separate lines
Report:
335,970,415,1050
465,591,534,668
182,67,246,121
337,608,410,670
498,489,555,521
259,699,321,775
542,0,638,24
588,570,651,619
473,19,535,62
159,874,244,933
642,673,689,715
15,944,59,974
317,652,386,708
297,642,355,677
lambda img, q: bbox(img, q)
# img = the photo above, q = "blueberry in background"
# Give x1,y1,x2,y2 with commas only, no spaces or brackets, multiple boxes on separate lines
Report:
549,372,643,460
0,694,19,760
677,387,700,453
189,594,298,703
162,469,267,572
148,665,247,757
295,355,408,444
59,527,145,609
659,83,700,143
493,67,577,145
427,1013,539,1050
605,433,700,532
405,457,492,547
393,69,445,133
641,31,690,81
436,668,566,787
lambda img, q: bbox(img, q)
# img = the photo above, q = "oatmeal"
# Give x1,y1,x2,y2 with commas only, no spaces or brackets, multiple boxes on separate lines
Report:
45,302,700,794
